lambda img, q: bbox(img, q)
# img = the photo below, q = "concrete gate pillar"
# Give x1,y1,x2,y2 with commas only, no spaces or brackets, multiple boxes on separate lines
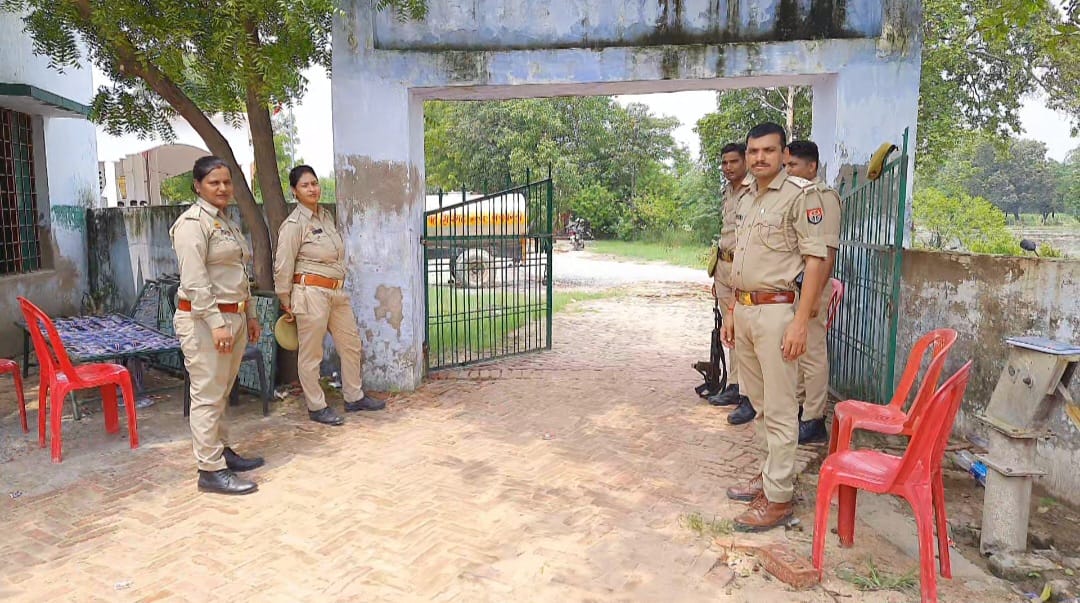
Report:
332,37,427,390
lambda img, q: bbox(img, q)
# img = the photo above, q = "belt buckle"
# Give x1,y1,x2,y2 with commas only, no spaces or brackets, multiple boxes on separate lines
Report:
237,300,247,314
738,291,753,306
333,278,343,290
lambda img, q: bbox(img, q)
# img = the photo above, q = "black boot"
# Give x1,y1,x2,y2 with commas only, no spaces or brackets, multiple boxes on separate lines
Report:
345,395,386,412
223,447,264,472
798,418,828,445
197,469,258,495
727,397,757,425
708,384,742,407
309,407,345,426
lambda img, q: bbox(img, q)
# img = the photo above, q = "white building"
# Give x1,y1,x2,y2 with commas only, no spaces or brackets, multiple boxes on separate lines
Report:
0,10,100,357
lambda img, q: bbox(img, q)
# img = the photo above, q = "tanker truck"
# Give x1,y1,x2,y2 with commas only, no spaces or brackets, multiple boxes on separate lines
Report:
424,191,531,287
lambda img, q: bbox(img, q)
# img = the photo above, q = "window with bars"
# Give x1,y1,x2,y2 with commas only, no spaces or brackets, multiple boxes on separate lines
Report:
0,108,42,276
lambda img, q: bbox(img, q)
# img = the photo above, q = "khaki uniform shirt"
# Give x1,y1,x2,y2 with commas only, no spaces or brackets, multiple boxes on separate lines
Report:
731,170,829,292
813,178,843,251
169,199,255,329
719,173,752,253
274,204,346,309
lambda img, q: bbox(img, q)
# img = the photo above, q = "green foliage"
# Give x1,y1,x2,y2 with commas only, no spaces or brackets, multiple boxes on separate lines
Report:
424,97,682,236
914,187,1022,254
1037,242,1066,258
919,134,1078,222
696,87,812,171
160,171,195,205
569,184,622,238
918,0,1079,166
319,175,336,203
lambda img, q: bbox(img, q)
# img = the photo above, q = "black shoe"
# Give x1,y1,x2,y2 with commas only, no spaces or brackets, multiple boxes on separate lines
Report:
197,469,258,495
798,418,828,445
223,447,265,472
309,407,345,426
727,397,757,425
344,395,386,412
708,384,742,407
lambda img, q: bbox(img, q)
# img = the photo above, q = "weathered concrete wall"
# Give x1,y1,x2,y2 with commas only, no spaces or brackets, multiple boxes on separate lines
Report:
0,11,99,359
897,250,1080,504
374,0,884,50
333,0,922,390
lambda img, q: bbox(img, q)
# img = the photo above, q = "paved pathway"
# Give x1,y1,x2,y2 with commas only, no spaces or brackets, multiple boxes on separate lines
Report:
0,279,1012,602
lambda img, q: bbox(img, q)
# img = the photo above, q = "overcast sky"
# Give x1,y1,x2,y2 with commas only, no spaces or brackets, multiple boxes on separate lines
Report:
96,68,1080,177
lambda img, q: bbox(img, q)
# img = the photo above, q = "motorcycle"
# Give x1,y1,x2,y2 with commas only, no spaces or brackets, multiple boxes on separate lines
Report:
567,217,592,251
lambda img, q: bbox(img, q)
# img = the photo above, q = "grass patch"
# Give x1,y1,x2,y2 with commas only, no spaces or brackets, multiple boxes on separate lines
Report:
679,511,733,538
591,240,711,269
837,559,918,593
426,286,618,365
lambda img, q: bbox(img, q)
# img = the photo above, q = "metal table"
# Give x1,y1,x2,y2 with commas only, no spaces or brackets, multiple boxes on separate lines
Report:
15,313,184,419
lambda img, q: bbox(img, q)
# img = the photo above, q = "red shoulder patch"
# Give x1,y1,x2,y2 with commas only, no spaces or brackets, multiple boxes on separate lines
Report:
806,207,823,225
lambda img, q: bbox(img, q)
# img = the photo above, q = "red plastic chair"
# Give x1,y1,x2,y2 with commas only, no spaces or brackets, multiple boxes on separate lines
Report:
828,328,958,456
813,361,973,603
825,278,844,331
0,358,28,433
17,297,139,463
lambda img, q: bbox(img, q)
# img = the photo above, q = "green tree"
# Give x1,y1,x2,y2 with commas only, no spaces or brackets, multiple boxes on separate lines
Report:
913,187,1022,254
424,97,682,232
695,87,812,173
918,0,1079,166
4,0,426,287
160,171,196,205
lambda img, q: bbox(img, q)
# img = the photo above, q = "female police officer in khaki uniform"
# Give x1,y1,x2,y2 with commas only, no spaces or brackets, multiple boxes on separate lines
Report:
274,165,384,426
171,156,264,495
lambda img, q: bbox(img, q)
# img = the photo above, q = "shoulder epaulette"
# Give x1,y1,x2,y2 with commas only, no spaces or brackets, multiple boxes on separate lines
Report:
786,175,813,188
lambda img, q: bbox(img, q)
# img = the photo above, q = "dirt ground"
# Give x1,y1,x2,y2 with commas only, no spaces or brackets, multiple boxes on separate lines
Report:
0,254,1037,601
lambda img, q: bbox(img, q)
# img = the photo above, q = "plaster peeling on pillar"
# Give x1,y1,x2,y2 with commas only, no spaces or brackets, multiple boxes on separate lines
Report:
374,285,405,334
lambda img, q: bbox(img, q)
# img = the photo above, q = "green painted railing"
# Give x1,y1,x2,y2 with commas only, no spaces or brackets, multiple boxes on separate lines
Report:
828,129,910,404
423,171,554,371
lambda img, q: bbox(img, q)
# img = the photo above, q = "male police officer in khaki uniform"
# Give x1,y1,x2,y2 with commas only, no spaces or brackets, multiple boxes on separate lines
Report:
274,165,383,427
707,143,756,425
721,123,831,531
172,156,264,495
784,140,843,445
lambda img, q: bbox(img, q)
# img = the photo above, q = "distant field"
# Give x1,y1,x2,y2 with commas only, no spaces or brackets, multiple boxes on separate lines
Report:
1007,217,1080,257
590,240,710,269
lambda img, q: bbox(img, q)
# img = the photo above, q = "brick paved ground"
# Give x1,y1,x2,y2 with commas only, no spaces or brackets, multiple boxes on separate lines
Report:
0,281,1013,602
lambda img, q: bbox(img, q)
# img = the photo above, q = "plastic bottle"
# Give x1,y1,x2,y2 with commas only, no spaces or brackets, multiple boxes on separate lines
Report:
970,461,987,487
954,450,976,471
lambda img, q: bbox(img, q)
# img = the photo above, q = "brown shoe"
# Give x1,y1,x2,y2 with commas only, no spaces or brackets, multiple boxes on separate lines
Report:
732,494,793,532
726,474,763,502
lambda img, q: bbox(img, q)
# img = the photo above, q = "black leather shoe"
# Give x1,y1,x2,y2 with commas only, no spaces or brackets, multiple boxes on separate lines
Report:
798,418,828,445
345,395,386,412
223,447,264,472
708,384,742,407
309,407,345,426
197,469,257,495
727,397,757,425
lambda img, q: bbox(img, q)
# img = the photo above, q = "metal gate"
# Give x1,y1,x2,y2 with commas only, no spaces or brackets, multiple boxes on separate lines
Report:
828,129,910,403
423,172,554,370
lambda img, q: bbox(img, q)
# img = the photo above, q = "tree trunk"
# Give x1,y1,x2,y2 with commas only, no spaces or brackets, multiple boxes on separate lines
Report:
785,87,796,136
242,20,289,247
72,0,274,289
246,89,289,246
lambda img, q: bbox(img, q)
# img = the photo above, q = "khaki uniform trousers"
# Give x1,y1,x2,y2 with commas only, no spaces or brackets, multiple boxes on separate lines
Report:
712,259,738,385
175,311,248,472
734,302,800,503
293,284,364,411
797,281,834,421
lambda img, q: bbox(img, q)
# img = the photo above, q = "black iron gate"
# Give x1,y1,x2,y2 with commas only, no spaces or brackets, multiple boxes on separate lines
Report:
828,129,910,403
423,173,554,370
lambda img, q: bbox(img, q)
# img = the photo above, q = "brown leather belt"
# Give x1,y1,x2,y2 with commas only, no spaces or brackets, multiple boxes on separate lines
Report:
735,289,796,306
177,299,247,313
718,249,735,262
293,273,344,289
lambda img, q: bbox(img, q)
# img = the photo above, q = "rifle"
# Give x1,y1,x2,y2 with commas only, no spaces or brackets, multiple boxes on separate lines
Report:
693,300,728,398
